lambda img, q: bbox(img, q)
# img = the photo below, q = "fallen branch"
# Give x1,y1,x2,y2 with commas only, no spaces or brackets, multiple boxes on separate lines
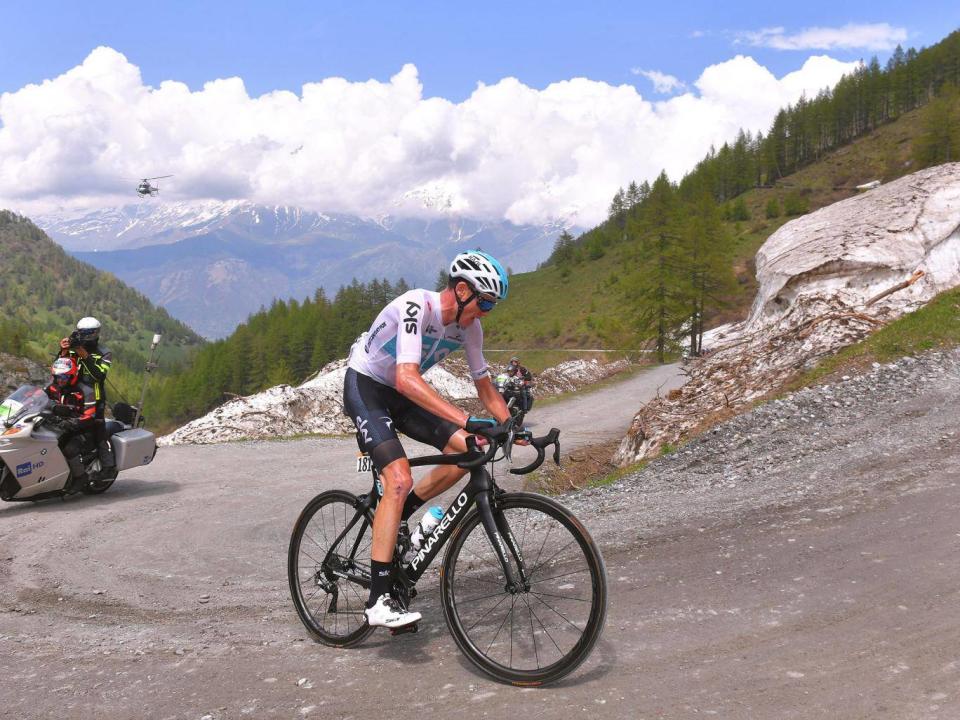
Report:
866,270,925,307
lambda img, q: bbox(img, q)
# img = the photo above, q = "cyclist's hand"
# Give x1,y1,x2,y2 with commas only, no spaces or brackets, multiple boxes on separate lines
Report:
514,428,532,446
465,416,497,433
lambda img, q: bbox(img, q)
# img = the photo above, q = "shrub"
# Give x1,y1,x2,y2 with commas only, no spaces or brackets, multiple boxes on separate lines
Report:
783,191,809,216
765,197,781,219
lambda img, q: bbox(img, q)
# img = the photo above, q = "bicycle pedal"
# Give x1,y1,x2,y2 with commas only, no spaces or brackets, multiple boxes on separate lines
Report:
389,622,419,636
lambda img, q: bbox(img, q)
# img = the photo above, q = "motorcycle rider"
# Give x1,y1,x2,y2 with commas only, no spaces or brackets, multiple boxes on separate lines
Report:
45,357,97,484
57,317,114,471
343,250,513,629
506,356,534,413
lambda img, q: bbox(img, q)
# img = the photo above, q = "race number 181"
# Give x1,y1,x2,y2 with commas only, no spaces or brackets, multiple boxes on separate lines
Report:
356,455,372,473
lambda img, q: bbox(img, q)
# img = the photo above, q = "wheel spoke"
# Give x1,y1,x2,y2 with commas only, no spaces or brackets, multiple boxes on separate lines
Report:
456,590,511,605
527,588,591,603
526,536,580,580
529,567,591,585
466,593,511,632
520,593,565,657
529,592,586,633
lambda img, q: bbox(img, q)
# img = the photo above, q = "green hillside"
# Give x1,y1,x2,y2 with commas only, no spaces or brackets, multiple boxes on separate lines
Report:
0,211,204,408
485,29,960,352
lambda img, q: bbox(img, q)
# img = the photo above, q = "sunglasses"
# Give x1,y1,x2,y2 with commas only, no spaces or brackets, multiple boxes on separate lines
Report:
476,294,497,312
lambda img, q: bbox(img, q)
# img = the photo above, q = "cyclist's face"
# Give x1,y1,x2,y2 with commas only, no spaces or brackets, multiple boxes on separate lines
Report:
455,282,495,324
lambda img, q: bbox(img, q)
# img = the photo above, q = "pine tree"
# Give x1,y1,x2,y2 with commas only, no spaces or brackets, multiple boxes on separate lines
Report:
624,172,688,362
680,193,736,355
552,230,575,265
914,82,960,166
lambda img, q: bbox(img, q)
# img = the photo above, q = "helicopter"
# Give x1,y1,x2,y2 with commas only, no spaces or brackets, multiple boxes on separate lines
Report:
136,175,173,197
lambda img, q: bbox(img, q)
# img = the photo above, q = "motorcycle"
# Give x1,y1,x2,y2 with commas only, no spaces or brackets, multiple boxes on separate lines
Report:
494,372,534,423
0,385,157,502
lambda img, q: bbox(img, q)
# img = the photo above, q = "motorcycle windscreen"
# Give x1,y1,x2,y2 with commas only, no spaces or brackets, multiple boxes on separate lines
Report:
1,385,48,425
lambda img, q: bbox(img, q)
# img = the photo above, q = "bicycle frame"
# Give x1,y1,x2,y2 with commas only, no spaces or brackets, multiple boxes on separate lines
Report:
323,455,529,602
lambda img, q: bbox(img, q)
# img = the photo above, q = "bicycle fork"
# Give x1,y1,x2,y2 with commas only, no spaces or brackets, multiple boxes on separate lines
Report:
477,487,530,594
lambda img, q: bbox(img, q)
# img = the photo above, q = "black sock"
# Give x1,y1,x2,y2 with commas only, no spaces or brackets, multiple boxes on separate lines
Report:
400,490,425,522
368,560,393,607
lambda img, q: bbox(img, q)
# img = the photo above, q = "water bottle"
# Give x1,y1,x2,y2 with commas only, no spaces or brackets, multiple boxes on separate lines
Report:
409,506,444,553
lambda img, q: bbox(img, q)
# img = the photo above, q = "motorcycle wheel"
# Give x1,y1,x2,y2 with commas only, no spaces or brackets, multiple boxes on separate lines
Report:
82,468,118,495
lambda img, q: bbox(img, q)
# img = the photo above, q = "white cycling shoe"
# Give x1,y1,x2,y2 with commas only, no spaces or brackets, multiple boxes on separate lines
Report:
364,594,421,628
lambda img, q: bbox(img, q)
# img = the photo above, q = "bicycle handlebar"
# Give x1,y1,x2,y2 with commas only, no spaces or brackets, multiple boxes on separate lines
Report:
508,427,561,475
408,419,562,473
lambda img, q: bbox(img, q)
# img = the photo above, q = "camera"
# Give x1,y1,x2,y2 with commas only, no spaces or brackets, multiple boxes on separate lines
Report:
69,330,82,347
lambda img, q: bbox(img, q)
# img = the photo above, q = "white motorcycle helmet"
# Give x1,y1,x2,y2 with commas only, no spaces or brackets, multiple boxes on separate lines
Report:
76,316,101,344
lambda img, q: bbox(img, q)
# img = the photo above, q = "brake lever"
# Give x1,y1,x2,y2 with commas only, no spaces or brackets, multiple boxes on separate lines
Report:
503,427,515,462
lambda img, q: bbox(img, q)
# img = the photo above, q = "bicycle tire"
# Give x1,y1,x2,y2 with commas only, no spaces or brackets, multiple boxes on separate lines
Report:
440,492,607,685
288,489,375,647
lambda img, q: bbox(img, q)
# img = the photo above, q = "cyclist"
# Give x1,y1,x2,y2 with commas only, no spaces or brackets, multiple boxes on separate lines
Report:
343,250,512,628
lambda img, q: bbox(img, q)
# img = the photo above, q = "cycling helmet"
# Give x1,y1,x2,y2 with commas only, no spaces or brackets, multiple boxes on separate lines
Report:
509,356,520,364
52,357,79,388
449,251,509,301
76,316,101,344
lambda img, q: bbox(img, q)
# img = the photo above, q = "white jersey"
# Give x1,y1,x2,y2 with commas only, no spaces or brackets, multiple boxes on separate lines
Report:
347,289,489,388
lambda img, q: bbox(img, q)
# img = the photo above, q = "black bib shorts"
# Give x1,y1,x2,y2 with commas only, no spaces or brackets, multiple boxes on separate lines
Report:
343,368,461,469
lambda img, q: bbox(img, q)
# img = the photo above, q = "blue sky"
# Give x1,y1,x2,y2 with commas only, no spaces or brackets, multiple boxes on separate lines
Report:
2,1,956,100
0,3,957,222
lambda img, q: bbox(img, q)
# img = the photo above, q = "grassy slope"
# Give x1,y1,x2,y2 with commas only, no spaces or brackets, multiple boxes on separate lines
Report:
485,103,930,350
0,212,206,412
0,212,203,362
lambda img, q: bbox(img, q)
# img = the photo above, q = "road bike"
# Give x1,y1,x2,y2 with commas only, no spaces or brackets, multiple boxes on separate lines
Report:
287,421,607,686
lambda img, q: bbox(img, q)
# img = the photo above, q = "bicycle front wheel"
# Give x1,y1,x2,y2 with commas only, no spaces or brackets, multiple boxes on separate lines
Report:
288,489,375,647
440,492,607,686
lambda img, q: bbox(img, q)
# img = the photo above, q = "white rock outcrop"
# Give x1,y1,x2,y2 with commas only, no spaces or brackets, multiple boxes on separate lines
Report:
160,352,632,446
160,359,479,446
615,162,960,465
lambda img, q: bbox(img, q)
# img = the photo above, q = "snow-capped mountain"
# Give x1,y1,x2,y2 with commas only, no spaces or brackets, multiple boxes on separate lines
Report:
36,201,360,252
36,201,578,339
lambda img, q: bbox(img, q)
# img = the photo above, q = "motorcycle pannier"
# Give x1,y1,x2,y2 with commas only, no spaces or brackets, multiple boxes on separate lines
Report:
111,428,157,471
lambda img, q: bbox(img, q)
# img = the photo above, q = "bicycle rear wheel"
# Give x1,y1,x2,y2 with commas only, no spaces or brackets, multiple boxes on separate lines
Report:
288,490,375,647
440,492,607,685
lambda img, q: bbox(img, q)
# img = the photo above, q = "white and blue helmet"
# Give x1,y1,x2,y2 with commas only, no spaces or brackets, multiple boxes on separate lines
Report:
449,250,509,300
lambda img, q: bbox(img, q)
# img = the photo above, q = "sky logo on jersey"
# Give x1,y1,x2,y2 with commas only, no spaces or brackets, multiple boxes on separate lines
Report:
404,301,420,334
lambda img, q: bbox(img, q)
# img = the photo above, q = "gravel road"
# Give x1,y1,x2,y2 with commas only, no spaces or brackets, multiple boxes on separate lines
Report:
1,354,958,719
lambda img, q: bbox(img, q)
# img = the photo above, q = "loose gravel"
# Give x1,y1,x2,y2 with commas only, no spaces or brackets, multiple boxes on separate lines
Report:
567,347,960,548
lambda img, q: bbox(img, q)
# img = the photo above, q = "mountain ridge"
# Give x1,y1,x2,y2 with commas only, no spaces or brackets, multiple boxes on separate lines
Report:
36,200,578,338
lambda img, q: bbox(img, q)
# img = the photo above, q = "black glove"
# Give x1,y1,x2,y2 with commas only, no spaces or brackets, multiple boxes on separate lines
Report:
52,404,74,418
60,418,81,433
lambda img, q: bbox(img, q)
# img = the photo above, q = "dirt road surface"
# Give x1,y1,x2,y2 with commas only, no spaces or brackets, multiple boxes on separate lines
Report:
1,358,958,719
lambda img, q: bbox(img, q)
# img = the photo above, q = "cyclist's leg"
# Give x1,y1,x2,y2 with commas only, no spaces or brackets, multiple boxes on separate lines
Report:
343,370,421,625
414,430,474,501
393,403,470,502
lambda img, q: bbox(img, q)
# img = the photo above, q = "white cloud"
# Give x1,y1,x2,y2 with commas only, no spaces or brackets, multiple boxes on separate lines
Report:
631,68,686,94
738,23,907,51
0,47,859,226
